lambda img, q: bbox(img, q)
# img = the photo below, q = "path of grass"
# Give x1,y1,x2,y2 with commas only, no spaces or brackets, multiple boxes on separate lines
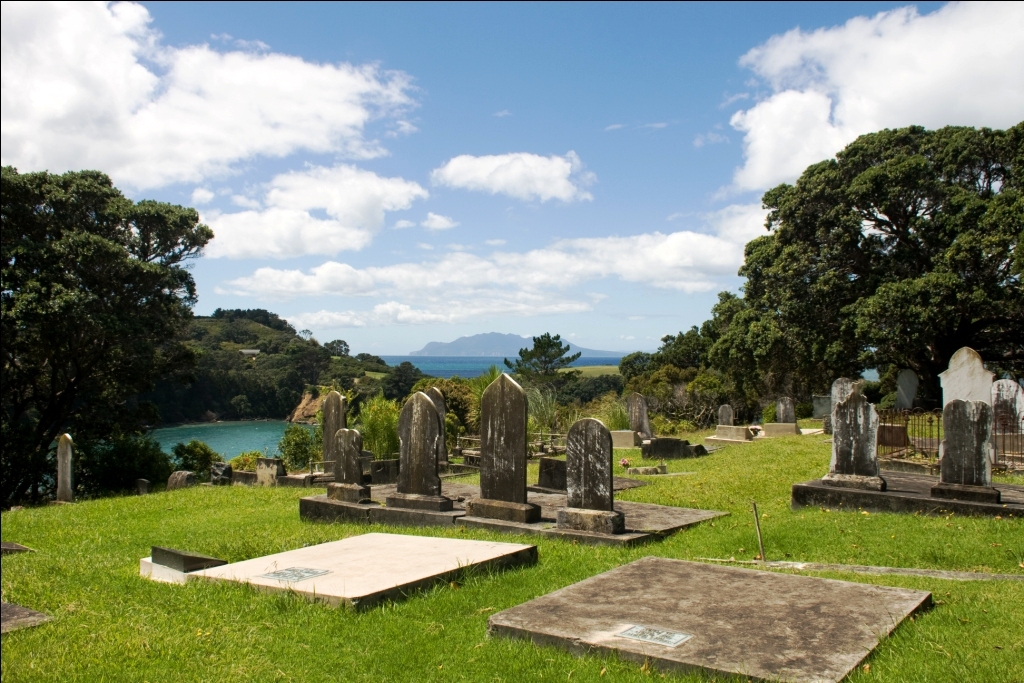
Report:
2,435,1021,682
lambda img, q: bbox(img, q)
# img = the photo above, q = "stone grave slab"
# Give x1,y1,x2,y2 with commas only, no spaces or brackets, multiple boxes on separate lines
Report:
610,430,641,448
488,557,931,683
793,471,1023,517
1,602,51,633
762,423,801,437
704,425,754,446
1,542,34,554
640,437,707,459
192,533,536,609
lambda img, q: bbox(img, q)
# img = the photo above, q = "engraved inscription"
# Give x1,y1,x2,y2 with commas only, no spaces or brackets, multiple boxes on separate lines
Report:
259,567,330,582
617,625,693,647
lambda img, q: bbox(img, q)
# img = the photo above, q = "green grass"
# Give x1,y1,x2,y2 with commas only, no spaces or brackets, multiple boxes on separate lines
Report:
3,436,1022,682
562,364,620,377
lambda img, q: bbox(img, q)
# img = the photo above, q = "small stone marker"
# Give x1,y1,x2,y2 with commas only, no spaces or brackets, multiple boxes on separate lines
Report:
939,347,993,407
896,369,919,410
322,390,347,473
627,393,653,440
467,374,540,523
388,392,452,511
210,462,232,485
776,397,796,423
1,602,51,634
426,387,449,464
56,433,73,502
136,478,150,495
559,418,624,534
327,429,371,503
641,438,707,459
610,430,641,448
537,457,567,490
822,388,886,491
488,556,932,683
932,400,1000,503
256,457,284,486
812,395,830,419
717,405,733,426
151,546,228,573
166,470,197,490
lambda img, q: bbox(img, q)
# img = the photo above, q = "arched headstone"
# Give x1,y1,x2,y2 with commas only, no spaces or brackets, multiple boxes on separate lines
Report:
558,418,623,534
895,369,919,410
717,405,734,427
627,393,653,440
992,379,1024,432
56,433,74,502
322,391,346,472
426,387,449,464
386,392,451,511
328,428,370,503
776,397,796,424
932,400,999,503
822,390,885,490
939,347,993,407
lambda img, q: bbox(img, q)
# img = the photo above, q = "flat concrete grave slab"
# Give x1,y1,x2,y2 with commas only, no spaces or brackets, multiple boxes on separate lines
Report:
1,602,50,633
793,471,1023,517
489,557,931,683
1,542,34,554
192,533,536,609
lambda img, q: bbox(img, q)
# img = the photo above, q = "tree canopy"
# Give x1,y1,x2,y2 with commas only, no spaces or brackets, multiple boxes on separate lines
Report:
1,167,213,505
504,333,582,384
709,125,1023,403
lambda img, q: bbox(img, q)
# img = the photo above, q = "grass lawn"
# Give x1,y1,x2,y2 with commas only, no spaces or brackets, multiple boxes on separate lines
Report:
563,364,620,377
2,436,1021,682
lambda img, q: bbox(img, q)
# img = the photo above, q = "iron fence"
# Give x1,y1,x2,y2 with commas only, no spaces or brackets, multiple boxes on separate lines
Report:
876,407,1024,470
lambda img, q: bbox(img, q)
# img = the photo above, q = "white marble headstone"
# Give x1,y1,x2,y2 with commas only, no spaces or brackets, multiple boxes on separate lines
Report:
895,369,918,410
938,348,993,408
991,379,1024,432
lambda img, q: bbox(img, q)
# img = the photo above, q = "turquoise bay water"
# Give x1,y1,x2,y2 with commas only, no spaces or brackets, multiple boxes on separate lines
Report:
151,420,313,462
380,355,621,379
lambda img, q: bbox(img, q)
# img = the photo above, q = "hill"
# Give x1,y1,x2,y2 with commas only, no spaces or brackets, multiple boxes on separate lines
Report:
410,332,626,358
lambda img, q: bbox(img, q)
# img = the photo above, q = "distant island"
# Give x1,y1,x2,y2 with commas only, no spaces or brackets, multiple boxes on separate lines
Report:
409,332,627,358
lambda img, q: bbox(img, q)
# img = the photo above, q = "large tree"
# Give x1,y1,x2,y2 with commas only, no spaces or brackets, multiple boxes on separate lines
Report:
710,125,1023,402
1,168,213,505
504,333,582,385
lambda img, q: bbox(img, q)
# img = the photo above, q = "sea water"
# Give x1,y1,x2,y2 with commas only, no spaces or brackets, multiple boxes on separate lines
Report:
379,356,620,379
151,420,314,462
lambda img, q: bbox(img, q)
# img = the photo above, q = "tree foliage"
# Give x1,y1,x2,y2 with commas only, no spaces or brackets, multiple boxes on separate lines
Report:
709,125,1023,402
170,440,223,481
504,333,581,384
1,168,212,506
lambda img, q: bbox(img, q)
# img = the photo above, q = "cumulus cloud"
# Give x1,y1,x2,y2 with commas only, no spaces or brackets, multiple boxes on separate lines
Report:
393,219,416,229
729,3,1024,191
191,187,214,205
1,2,415,189
204,164,427,258
431,151,595,202
421,212,459,230
693,132,728,148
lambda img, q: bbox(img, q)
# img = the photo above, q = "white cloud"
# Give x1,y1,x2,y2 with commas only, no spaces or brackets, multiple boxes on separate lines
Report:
485,239,506,246
431,151,595,202
729,3,1024,192
693,132,728,148
231,194,261,209
493,110,512,117
421,212,459,230
644,122,668,129
604,124,624,131
191,187,214,205
1,2,416,189
417,243,434,250
204,164,427,258
393,219,416,229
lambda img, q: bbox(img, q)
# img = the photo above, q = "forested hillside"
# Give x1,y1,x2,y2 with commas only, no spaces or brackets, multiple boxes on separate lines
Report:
148,309,392,424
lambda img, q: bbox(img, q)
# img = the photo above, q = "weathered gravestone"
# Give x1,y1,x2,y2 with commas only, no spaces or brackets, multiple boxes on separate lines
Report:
776,397,796,423
136,479,150,495
387,392,452,511
812,395,830,419
939,347,993,407
210,462,232,485
992,379,1024,431
322,391,347,474
426,387,449,464
557,418,624,534
256,457,285,486
824,378,864,435
896,369,919,410
536,457,567,490
717,405,734,426
822,388,886,491
932,400,1000,503
327,429,371,503
627,393,653,440
56,433,74,502
167,471,197,490
466,374,541,523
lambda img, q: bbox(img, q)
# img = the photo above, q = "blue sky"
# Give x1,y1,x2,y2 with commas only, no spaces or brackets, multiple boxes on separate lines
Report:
3,2,1022,354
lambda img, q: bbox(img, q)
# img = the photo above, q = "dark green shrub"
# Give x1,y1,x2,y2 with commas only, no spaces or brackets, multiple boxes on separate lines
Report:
171,440,223,480
762,403,777,424
76,433,173,495
795,402,814,419
277,424,318,471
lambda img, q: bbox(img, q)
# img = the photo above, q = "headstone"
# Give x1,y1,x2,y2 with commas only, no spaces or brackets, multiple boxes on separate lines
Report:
255,457,284,486
56,433,73,502
467,374,540,523
610,430,641,448
388,392,452,511
992,379,1024,432
426,387,449,464
939,347,993,407
210,462,232,485
825,378,862,435
136,479,150,495
932,400,1000,503
822,413,832,435
327,429,370,503
627,393,653,440
811,395,830,419
641,438,707,459
895,369,919,410
322,391,347,475
167,471,197,490
775,397,796,424
537,457,567,490
717,405,734,426
558,418,624,534
822,388,885,490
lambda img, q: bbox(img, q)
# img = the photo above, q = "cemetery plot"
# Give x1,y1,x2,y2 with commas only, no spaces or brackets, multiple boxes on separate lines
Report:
1,602,51,634
488,557,932,683
190,533,536,609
